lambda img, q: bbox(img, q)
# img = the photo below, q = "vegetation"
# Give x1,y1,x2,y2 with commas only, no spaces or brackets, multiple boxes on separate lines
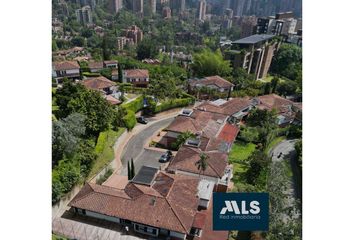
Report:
195,153,209,177
171,131,195,150
191,49,232,77
96,167,114,185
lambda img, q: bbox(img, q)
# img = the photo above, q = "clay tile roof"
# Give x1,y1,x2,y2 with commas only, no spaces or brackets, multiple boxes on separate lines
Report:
217,123,239,143
53,61,80,71
88,61,104,69
104,60,118,65
69,173,201,234
197,98,252,116
168,146,228,178
257,94,294,113
203,75,234,88
82,76,115,91
104,95,121,105
124,69,149,78
192,212,207,229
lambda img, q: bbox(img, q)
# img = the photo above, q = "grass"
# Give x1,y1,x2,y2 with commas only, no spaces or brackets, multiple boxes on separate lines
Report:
260,75,287,83
125,93,139,99
265,136,286,154
229,141,256,175
52,234,68,240
88,128,125,178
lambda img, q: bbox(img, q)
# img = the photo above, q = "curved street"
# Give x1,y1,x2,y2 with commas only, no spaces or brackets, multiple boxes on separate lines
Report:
120,117,175,175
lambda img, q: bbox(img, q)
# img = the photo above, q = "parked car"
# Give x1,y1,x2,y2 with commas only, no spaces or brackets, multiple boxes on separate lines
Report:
137,116,148,124
159,151,173,163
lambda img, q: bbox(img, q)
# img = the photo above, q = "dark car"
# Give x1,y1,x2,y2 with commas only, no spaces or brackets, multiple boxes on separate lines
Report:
136,116,148,124
159,151,173,163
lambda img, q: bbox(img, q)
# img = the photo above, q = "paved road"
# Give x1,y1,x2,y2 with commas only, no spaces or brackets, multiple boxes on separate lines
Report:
120,117,174,175
269,139,302,215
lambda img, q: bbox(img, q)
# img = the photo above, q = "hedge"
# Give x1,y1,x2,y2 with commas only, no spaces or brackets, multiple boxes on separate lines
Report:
152,97,194,113
82,72,101,77
123,110,137,130
121,95,144,113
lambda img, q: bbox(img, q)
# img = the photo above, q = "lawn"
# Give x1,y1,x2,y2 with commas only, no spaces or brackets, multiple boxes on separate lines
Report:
229,141,256,174
88,128,125,178
260,75,287,83
265,136,286,154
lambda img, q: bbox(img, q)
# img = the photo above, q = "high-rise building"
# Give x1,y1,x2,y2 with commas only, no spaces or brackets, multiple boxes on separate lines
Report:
132,0,143,13
149,0,157,14
108,0,123,14
123,25,144,44
224,8,233,19
226,34,279,80
198,0,207,21
75,6,92,25
76,0,96,9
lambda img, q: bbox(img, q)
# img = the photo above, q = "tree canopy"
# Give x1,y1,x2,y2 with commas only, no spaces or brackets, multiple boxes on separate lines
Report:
191,49,232,77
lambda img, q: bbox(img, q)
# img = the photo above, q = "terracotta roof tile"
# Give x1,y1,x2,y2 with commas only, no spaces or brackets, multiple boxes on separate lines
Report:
82,76,115,91
124,69,149,78
217,123,239,143
189,75,234,89
53,61,80,71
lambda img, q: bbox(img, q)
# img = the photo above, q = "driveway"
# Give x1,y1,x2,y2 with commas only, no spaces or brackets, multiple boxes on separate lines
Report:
120,117,174,175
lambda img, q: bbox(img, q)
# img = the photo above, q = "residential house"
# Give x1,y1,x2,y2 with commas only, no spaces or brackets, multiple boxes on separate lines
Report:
88,61,104,73
81,76,117,95
123,69,149,88
69,167,228,240
52,61,81,83
196,97,254,123
104,60,118,69
255,94,302,126
188,75,235,93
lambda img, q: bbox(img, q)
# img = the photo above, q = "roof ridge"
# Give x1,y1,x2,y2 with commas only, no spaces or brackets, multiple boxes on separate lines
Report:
165,197,189,233
69,183,95,205
204,153,225,178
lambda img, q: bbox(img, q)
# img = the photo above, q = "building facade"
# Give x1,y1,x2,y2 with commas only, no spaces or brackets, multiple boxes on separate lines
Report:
75,5,92,25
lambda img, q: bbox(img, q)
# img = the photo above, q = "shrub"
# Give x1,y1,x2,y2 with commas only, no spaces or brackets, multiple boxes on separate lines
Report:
121,95,144,113
123,110,137,130
82,72,100,77
153,97,194,113
95,131,108,154
96,167,114,185
238,126,260,143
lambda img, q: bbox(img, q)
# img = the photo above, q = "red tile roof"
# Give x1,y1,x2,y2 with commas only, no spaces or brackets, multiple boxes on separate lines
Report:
192,212,206,229
53,61,80,71
88,61,104,69
69,172,201,234
189,76,234,89
82,76,115,91
197,98,252,116
166,110,227,139
104,95,121,105
257,94,294,113
217,123,240,143
168,146,228,178
124,69,149,78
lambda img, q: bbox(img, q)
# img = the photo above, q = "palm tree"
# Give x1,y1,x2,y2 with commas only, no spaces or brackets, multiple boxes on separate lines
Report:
195,153,209,177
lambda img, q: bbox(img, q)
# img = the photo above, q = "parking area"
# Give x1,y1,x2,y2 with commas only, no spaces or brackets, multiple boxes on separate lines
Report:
121,149,170,176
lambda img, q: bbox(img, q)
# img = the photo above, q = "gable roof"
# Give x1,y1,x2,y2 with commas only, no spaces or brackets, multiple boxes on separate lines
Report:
189,76,234,89
197,98,252,116
124,69,149,78
168,146,228,178
69,172,200,234
88,61,104,69
165,110,227,139
257,94,295,113
53,61,80,71
82,76,115,91
217,123,239,143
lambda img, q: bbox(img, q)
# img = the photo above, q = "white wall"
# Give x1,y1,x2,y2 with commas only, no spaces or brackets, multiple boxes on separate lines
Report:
170,231,186,240
85,210,120,223
66,69,80,74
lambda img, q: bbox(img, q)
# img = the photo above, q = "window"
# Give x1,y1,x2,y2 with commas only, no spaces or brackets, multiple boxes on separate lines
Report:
190,228,201,237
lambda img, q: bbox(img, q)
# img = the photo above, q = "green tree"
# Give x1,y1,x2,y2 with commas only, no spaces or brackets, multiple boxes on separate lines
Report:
52,113,86,165
270,77,279,93
247,109,277,128
136,38,159,60
130,158,135,178
245,150,271,185
232,67,255,89
276,80,298,96
127,160,131,180
191,49,232,77
271,43,302,81
172,131,195,150
195,153,209,177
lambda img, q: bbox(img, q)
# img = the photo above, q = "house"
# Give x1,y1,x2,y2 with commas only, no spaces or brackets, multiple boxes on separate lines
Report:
111,69,119,81
103,60,118,69
123,69,149,88
69,167,228,240
167,144,233,188
188,75,235,93
81,76,117,95
196,97,254,122
52,61,81,83
255,94,302,126
88,61,104,73
88,60,118,73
